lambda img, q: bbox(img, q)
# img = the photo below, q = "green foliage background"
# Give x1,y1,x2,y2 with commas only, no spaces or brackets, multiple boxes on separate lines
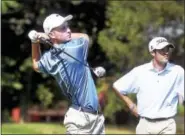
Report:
2,0,184,124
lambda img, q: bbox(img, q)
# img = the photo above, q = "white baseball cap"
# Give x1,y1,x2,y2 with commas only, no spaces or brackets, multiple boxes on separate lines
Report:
148,37,175,52
43,13,73,34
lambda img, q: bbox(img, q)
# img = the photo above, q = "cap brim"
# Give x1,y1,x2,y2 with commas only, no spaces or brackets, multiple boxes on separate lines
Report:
155,42,175,50
64,15,73,21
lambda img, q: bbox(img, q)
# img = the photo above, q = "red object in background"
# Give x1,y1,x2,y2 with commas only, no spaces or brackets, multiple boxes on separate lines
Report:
12,107,20,123
30,113,40,122
98,91,107,111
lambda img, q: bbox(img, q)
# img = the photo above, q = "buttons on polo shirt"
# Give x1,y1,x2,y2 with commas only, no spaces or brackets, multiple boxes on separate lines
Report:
157,73,160,82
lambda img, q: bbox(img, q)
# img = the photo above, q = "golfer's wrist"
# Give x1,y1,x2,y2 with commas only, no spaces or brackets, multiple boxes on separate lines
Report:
31,40,40,44
129,103,136,111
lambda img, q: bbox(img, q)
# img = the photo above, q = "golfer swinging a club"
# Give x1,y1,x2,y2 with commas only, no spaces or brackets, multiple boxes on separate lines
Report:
28,13,105,134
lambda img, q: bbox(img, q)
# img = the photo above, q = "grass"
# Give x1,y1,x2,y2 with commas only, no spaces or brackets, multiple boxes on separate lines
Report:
1,123,135,134
2,122,184,134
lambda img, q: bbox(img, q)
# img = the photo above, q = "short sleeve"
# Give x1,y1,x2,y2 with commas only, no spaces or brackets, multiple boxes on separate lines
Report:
113,68,138,94
70,38,89,60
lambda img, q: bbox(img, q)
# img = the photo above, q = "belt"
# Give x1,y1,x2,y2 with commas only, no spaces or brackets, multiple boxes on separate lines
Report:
71,105,102,115
140,116,173,122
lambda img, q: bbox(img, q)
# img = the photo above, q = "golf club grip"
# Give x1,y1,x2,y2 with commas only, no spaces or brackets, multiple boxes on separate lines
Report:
39,37,53,46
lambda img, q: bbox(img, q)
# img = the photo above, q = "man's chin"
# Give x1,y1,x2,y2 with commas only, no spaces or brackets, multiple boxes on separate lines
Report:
65,38,71,42
161,59,168,64
67,37,72,41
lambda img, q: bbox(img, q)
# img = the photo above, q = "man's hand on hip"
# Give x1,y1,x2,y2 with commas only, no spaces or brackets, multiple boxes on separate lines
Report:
129,104,139,117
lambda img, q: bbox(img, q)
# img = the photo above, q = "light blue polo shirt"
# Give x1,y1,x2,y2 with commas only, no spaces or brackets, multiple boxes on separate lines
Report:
37,38,99,112
113,61,184,119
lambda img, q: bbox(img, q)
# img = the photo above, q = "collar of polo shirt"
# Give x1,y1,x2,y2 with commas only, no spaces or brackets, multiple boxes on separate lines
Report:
147,61,172,72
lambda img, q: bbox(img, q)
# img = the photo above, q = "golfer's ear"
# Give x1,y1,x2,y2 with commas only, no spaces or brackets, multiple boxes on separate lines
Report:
48,32,54,39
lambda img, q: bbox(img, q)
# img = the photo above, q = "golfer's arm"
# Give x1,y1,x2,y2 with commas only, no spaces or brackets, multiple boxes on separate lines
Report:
113,87,138,117
32,43,41,72
113,87,135,109
71,33,89,41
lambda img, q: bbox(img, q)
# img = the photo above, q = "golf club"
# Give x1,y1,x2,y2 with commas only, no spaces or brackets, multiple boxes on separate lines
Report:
29,30,106,78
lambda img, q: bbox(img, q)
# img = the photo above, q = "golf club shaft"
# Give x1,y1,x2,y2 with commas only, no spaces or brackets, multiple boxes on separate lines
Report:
39,37,95,71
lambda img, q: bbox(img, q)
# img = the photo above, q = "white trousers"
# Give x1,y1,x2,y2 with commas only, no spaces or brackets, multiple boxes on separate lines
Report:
63,107,105,134
136,117,176,134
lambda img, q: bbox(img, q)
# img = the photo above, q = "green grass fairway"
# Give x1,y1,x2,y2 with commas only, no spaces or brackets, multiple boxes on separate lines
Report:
2,123,135,134
2,122,184,134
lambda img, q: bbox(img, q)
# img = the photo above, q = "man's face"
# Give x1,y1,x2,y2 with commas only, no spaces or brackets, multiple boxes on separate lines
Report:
50,22,71,43
152,46,173,65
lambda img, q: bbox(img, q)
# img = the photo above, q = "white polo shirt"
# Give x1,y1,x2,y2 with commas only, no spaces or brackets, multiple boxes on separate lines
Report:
113,61,184,119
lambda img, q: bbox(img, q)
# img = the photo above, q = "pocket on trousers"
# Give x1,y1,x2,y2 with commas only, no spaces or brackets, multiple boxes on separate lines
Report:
168,118,176,133
136,119,143,134
136,121,140,133
75,112,89,127
63,108,89,128
63,110,70,126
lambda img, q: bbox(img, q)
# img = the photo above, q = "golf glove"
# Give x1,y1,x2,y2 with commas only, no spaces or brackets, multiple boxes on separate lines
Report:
28,30,39,43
